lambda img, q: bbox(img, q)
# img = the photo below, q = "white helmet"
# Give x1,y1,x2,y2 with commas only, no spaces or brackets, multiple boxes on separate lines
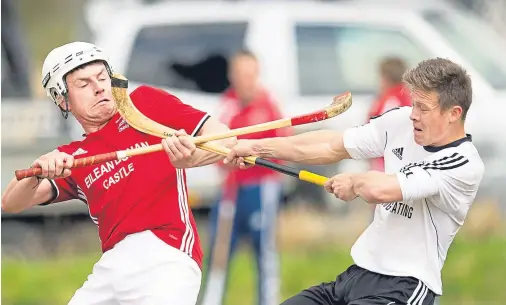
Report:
41,42,113,109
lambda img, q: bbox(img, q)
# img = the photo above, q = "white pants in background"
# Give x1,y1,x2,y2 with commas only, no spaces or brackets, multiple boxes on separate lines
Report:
68,230,202,305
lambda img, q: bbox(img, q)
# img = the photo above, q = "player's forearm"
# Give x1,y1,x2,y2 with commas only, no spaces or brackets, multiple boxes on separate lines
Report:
187,117,238,167
351,171,403,204
249,130,349,165
189,137,238,167
1,177,50,213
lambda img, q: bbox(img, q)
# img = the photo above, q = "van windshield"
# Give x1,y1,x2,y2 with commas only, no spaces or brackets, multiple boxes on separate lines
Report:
126,22,247,93
423,10,506,90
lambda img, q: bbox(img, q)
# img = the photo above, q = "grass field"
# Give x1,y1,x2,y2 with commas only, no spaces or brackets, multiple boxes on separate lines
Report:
3,232,506,304
2,236,506,305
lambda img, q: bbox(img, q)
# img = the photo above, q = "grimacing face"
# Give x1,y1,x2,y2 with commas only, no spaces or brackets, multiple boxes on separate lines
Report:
62,62,116,125
409,89,463,146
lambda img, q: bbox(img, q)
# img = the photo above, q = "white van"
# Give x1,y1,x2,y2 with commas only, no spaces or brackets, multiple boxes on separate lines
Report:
87,0,506,208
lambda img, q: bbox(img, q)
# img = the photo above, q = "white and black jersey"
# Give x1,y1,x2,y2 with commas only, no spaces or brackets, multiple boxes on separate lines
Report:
342,106,485,296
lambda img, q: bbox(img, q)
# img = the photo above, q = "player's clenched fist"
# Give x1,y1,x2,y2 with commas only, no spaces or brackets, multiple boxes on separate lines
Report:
324,173,357,202
162,129,197,168
223,139,256,169
32,150,74,179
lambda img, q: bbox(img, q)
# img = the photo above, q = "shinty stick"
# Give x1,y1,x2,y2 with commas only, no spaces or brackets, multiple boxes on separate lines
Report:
16,74,350,184
110,74,344,186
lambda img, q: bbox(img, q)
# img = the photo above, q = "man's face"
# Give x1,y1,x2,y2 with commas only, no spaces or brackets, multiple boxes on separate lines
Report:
409,89,457,146
63,62,116,124
228,55,259,103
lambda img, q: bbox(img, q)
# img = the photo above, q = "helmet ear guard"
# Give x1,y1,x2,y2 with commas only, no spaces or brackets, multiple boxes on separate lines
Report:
48,87,70,119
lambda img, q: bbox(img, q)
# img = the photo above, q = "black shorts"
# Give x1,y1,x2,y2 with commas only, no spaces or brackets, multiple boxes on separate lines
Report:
281,264,436,305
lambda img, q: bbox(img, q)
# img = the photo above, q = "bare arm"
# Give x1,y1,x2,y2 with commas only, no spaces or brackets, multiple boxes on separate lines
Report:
1,150,73,213
351,171,402,204
188,117,237,167
162,117,237,168
323,171,402,204
226,130,351,165
1,178,55,213
228,106,401,167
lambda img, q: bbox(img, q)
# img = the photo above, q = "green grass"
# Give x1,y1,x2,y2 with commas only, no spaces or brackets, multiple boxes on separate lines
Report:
221,244,354,305
435,235,506,305
2,235,506,305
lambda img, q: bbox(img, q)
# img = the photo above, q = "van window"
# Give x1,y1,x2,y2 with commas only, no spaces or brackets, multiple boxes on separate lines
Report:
127,22,247,93
423,10,506,90
295,25,430,96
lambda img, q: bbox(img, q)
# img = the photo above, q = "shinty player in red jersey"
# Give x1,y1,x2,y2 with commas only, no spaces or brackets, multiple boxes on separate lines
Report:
1,42,236,305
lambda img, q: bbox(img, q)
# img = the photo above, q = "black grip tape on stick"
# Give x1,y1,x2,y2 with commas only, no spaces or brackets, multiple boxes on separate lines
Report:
255,158,299,178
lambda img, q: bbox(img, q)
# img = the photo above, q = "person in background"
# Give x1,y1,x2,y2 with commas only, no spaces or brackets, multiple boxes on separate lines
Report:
368,57,412,172
203,50,290,305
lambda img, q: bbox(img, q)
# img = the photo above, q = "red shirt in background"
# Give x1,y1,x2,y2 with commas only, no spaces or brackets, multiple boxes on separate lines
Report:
218,87,292,185
367,84,411,171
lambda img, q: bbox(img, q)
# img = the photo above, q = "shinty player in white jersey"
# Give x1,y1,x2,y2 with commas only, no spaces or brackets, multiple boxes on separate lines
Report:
224,57,485,305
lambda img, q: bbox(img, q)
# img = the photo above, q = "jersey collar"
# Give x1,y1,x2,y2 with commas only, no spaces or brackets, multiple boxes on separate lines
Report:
423,134,472,152
82,112,121,138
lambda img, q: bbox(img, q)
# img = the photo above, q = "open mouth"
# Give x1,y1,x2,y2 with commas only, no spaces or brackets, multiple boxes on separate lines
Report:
414,127,422,132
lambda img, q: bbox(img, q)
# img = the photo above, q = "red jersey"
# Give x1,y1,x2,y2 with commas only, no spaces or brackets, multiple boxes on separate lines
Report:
46,85,210,268
367,84,411,119
218,88,291,184
367,84,411,171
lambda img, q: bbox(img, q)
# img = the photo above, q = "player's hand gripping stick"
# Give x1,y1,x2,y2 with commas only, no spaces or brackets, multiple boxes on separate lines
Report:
15,74,351,185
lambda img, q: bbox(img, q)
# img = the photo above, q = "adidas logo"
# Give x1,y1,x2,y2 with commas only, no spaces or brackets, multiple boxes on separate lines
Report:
392,147,404,160
72,148,88,156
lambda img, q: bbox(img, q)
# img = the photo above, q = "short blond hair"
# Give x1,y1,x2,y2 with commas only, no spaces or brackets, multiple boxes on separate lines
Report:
403,58,472,121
